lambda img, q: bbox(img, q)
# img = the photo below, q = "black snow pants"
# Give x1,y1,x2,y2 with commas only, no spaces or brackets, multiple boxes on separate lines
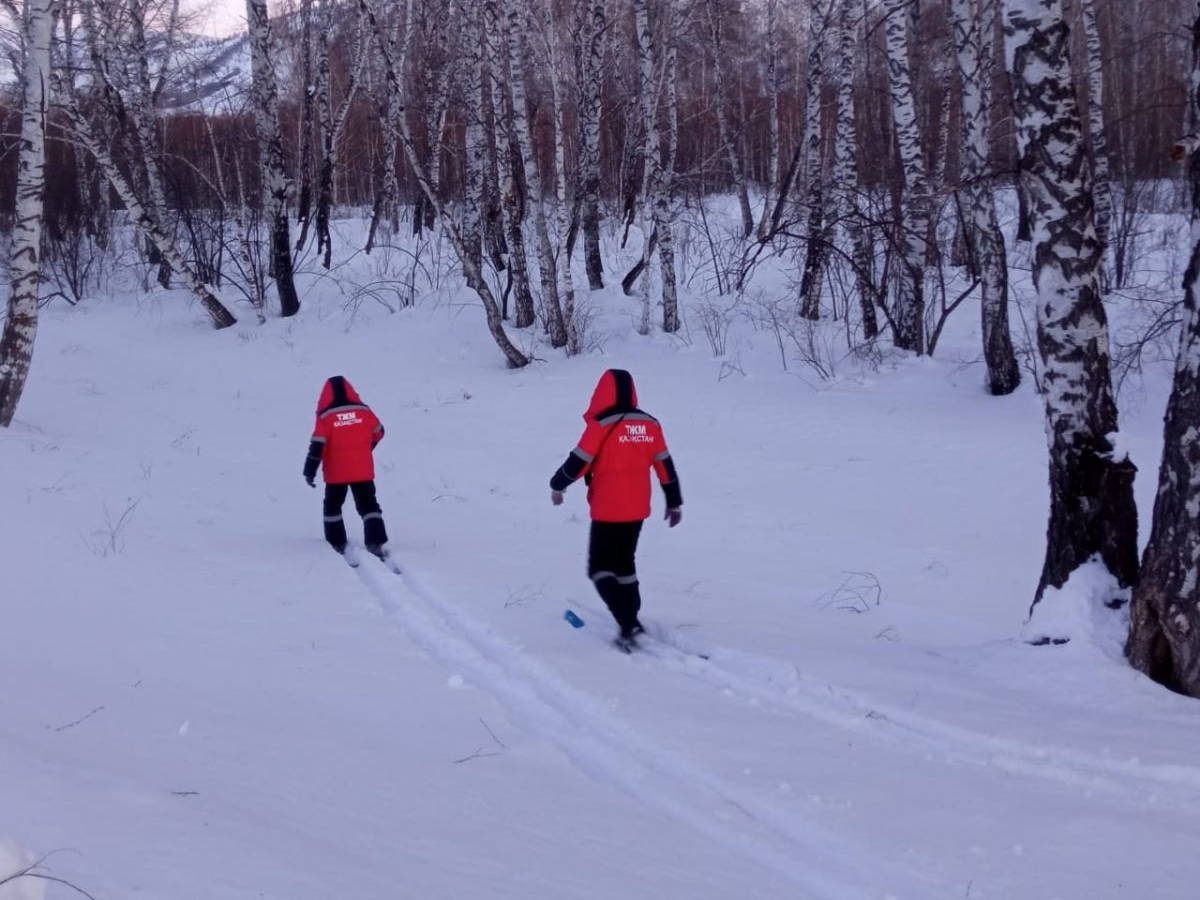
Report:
323,481,388,550
588,520,644,635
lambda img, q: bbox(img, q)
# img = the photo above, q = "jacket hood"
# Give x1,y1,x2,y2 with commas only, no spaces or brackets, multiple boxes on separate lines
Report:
584,369,638,421
317,375,364,414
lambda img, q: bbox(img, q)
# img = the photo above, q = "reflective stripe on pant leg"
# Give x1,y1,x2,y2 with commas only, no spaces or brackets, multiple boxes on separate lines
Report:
351,480,388,546
588,520,642,631
323,484,350,549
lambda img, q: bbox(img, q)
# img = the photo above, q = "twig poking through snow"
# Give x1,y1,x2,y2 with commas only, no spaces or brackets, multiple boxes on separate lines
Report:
48,705,105,733
452,718,507,764
815,571,883,614
0,850,99,899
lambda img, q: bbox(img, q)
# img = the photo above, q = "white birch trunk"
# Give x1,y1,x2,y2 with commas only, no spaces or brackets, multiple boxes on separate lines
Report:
883,0,930,354
832,0,877,338
1125,4,1200,696
484,0,535,327
756,0,781,240
316,0,369,268
634,0,657,335
60,92,238,329
931,57,954,192
503,0,567,347
366,2,411,252
657,0,680,333
314,0,335,252
1081,0,1114,263
546,27,579,352
59,10,109,248
421,11,455,232
951,0,1020,395
247,0,300,316
461,0,487,272
576,0,606,287
0,0,55,427
1128,203,1200,692
128,0,172,289
1003,0,1137,624
295,0,317,252
798,0,835,321
80,0,168,289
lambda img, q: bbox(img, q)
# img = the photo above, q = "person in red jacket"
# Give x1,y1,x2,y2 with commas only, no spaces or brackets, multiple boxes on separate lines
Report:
303,376,390,558
549,369,682,647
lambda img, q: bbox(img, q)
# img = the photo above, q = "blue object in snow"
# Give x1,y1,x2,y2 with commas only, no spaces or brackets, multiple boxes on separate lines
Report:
563,609,585,628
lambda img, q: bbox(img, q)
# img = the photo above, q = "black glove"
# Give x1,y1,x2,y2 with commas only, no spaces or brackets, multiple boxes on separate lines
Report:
303,440,322,488
665,507,682,528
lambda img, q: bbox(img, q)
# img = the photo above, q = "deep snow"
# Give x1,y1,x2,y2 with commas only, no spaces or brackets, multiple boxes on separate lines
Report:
2,216,1200,899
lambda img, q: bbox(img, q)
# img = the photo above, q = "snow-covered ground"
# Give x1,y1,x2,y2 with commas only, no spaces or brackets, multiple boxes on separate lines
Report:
3,215,1199,899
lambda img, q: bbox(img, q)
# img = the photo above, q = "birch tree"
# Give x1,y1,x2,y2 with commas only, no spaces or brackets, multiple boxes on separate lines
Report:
58,4,109,249
543,13,580,351
413,0,456,232
365,0,409,253
798,0,836,321
756,0,781,241
659,0,680,333
315,0,369,268
247,0,301,316
503,0,568,347
951,0,1020,395
127,0,172,289
1080,0,1114,269
576,0,607,286
57,0,237,328
484,0,535,327
361,0,529,367
832,0,877,338
634,0,680,334
704,0,753,239
460,0,487,272
1004,0,1137,629
0,0,55,427
60,87,239,329
1125,9,1200,697
295,0,318,251
80,0,172,290
883,0,930,354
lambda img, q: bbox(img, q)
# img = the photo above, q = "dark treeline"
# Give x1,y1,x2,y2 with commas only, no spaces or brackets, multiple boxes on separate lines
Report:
0,0,1186,232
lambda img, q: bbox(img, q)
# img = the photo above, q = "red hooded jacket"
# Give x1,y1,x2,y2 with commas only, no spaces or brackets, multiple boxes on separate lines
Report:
550,369,682,522
307,376,384,484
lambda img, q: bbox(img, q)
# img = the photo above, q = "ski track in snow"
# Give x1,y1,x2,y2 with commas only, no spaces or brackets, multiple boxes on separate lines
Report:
351,554,913,900
567,604,1200,812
